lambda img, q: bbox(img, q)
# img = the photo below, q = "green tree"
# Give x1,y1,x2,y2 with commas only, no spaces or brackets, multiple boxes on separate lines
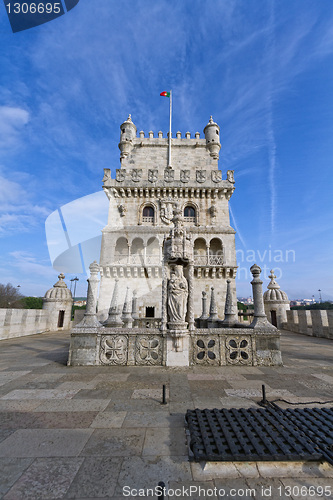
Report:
21,297,43,309
0,283,24,308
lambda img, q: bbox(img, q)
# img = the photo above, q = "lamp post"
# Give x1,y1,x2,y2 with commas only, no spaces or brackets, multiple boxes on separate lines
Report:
318,289,322,303
71,277,79,320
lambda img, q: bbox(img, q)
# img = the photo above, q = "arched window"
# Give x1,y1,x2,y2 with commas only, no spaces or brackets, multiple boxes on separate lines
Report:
209,238,223,265
184,206,196,223
142,206,154,223
115,237,129,264
194,238,207,265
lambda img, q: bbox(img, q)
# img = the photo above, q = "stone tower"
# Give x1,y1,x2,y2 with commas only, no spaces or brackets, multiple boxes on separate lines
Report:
98,115,238,323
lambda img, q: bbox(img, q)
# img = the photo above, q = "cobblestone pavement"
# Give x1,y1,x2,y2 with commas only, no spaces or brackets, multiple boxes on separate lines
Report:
0,330,332,499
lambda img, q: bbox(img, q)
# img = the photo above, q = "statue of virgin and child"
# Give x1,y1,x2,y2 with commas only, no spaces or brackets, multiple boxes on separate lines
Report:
167,265,188,323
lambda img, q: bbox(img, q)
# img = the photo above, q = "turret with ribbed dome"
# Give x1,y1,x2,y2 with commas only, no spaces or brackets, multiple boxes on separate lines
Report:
44,273,72,301
43,273,73,330
264,270,290,328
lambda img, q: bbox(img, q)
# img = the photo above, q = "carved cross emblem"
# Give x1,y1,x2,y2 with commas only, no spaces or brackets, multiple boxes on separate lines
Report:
138,337,159,363
116,169,126,182
160,199,174,225
131,169,142,182
211,170,222,183
164,169,174,182
227,170,235,183
148,169,158,183
196,170,206,183
102,168,111,183
100,336,127,365
180,170,190,183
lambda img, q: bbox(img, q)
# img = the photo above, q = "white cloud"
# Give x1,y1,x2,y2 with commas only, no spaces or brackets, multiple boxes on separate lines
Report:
0,168,50,236
0,106,29,149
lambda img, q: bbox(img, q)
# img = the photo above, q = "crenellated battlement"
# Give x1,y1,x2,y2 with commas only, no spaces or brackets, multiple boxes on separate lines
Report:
118,115,221,163
137,130,203,140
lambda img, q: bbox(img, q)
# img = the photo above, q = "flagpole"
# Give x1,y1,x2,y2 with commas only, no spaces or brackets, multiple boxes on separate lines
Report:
168,89,172,168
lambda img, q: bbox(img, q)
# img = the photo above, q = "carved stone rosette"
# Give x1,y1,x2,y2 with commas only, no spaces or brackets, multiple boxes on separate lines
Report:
135,335,162,365
99,335,128,365
225,336,252,365
193,336,220,365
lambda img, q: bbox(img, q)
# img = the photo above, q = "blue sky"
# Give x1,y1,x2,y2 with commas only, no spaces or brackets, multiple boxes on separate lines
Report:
0,0,333,300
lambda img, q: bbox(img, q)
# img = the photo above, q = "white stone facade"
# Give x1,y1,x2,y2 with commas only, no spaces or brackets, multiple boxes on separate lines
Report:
98,115,238,322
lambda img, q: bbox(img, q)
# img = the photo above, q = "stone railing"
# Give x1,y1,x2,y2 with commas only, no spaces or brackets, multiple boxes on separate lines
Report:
114,254,161,266
194,255,223,266
282,309,333,339
0,308,50,340
134,318,162,329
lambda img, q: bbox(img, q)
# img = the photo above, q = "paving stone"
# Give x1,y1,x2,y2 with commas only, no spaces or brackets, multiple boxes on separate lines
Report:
257,461,327,478
3,457,84,500
279,477,333,499
90,411,127,428
72,388,114,399
124,411,184,428
0,371,31,386
0,411,39,429
114,456,192,496
218,397,258,408
65,457,123,498
168,480,216,499
0,458,33,497
169,402,195,412
0,429,93,457
143,427,187,456
242,478,284,500
132,388,167,400
215,478,256,499
191,462,241,481
105,398,163,411
0,428,15,443
0,400,47,411
1,389,79,400
225,388,295,399
33,398,111,412
31,411,99,428
81,428,146,456
234,462,260,478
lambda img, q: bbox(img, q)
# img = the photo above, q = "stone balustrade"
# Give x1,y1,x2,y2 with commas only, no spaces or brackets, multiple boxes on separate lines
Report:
282,309,333,339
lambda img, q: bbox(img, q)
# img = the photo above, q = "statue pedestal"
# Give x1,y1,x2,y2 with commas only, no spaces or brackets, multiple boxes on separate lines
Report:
166,334,189,366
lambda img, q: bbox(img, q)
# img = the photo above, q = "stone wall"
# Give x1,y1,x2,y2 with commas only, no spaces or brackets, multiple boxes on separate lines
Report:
283,309,333,339
0,308,50,340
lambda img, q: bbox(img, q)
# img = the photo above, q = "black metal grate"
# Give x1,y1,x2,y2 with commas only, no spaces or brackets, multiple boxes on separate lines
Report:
185,407,333,463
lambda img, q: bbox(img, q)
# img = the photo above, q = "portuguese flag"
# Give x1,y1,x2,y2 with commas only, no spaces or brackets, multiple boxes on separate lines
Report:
160,91,170,97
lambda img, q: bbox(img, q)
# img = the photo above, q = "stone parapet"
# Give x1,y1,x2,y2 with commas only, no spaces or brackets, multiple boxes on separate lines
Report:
282,309,333,339
68,326,282,366
0,308,50,340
